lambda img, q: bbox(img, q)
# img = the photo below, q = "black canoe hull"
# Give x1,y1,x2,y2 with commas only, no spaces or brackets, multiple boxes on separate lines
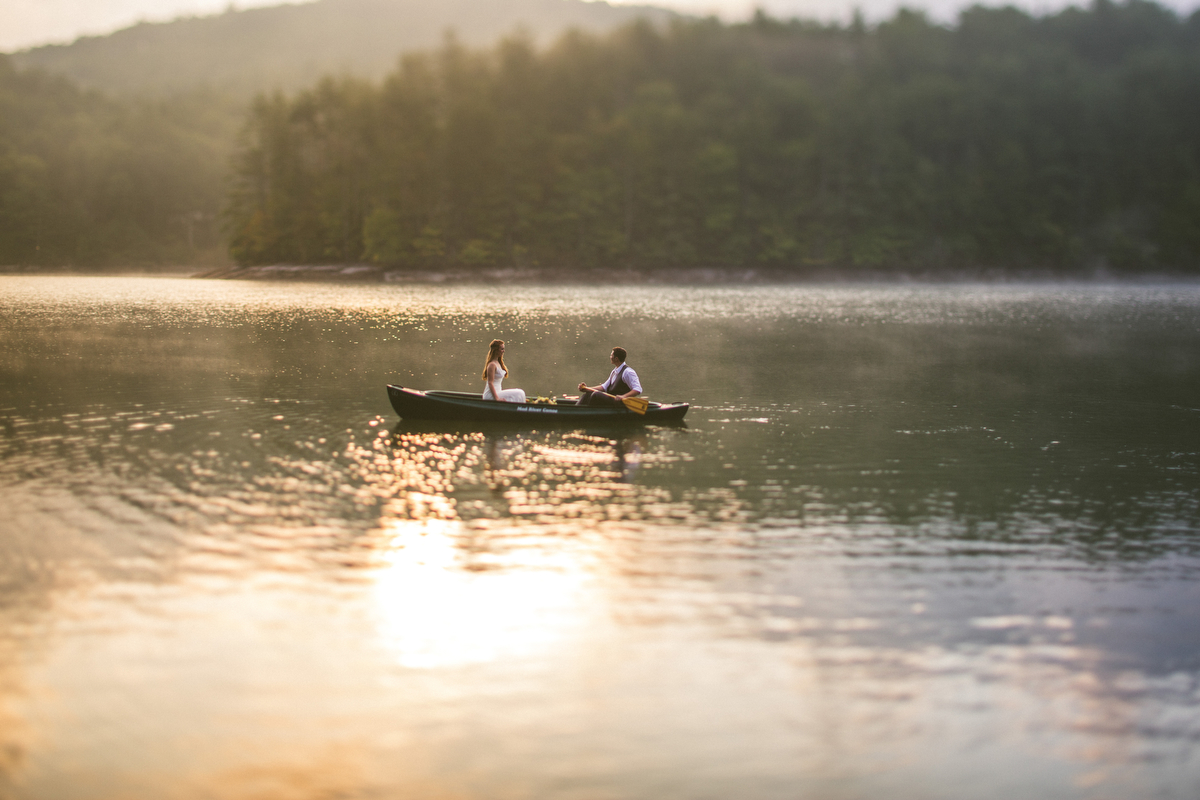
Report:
387,385,688,424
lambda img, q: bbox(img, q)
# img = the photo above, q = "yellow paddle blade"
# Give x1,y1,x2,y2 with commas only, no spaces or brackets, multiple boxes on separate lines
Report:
622,396,649,415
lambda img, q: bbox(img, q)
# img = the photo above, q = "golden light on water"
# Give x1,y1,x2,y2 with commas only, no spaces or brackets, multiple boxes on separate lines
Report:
370,515,591,670
3,278,1200,798
355,426,643,671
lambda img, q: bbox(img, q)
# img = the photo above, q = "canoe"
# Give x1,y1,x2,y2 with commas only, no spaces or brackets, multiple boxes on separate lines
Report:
386,385,688,424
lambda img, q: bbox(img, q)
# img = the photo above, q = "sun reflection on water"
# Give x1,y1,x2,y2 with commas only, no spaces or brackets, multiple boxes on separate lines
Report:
370,517,590,669
355,426,673,671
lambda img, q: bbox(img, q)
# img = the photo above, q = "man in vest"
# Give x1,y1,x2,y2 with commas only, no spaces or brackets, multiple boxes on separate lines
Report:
577,346,642,406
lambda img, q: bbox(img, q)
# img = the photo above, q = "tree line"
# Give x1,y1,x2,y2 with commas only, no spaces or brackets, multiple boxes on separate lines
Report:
4,2,1200,273
227,1,1200,274
0,56,235,267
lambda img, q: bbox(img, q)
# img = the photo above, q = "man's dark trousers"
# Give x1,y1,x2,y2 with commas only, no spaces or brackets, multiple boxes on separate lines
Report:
580,390,622,407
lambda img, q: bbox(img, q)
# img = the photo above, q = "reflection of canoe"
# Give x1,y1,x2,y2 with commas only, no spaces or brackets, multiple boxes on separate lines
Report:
387,385,688,424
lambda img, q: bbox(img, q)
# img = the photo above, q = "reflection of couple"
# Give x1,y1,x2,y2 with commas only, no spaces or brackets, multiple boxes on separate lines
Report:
481,340,642,406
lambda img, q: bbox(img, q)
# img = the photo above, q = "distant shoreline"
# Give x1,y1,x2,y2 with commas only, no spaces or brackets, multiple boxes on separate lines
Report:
4,263,1198,285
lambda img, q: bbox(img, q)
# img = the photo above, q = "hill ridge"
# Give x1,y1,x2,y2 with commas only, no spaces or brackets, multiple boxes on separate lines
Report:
10,0,676,97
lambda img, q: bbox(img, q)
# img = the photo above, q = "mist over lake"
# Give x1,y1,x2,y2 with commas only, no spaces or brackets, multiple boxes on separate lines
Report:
1,276,1198,799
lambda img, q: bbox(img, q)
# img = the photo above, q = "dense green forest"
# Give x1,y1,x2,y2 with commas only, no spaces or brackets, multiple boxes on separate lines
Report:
227,1,1200,273
4,1,1200,273
1,0,667,269
0,56,235,266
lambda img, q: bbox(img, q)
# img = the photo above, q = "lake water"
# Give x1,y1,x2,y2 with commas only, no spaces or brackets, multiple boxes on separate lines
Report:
1,276,1199,799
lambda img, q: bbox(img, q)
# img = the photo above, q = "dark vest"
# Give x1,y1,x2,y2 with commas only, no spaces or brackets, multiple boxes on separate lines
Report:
609,363,632,395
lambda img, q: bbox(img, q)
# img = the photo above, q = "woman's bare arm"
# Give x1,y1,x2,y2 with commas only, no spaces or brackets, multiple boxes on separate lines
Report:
487,363,502,400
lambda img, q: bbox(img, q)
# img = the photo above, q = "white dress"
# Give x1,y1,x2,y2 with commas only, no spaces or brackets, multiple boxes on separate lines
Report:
483,365,526,403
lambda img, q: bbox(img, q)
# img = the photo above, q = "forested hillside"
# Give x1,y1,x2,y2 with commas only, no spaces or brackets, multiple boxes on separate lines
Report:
4,1,1200,274
11,0,674,98
0,57,233,267
226,1,1200,274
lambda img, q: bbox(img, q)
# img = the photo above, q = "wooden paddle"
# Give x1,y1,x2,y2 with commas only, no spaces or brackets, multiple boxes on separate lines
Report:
622,396,649,415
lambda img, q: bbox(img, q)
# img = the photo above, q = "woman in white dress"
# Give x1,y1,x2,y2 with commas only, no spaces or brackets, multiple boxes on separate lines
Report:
481,339,526,403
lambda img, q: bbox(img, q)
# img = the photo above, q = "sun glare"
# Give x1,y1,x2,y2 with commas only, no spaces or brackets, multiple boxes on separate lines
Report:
370,517,590,670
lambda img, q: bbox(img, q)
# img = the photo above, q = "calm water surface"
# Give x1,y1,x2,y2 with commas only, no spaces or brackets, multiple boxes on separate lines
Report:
1,276,1199,799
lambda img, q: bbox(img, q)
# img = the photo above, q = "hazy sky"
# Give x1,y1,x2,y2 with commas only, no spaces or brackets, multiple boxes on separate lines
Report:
664,0,1199,25
3,0,1199,52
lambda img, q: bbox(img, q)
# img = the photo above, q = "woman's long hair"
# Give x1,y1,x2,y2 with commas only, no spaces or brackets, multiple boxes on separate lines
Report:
482,339,508,380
